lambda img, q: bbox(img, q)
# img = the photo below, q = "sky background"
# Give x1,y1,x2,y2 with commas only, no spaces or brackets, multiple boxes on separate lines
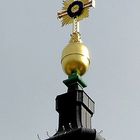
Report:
0,0,140,140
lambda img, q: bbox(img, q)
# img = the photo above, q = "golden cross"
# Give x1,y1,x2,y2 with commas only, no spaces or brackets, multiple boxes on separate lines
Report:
57,0,95,27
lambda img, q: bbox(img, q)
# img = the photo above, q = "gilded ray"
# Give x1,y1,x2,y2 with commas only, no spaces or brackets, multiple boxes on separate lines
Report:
62,0,73,11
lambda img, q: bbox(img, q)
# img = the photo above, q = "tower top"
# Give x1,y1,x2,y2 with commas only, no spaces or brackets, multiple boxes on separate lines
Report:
58,0,95,81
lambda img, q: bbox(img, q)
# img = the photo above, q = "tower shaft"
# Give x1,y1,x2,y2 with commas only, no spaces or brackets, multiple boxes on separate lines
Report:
56,86,95,132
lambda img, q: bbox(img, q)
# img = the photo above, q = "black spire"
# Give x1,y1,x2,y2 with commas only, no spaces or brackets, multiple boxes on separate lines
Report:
45,74,105,140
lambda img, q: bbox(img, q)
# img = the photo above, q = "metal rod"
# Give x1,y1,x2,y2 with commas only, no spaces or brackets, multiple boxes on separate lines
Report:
72,18,79,33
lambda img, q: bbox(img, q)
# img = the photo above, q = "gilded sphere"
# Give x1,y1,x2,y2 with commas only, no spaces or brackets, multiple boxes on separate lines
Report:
61,41,90,76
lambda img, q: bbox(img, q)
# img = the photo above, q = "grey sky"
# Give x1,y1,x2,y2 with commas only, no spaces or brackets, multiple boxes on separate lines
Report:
0,0,140,140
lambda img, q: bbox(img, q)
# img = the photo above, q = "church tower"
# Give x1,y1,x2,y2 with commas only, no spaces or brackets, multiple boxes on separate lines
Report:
45,0,105,140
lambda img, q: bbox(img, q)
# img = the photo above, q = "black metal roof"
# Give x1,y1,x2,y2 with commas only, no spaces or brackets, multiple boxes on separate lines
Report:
46,128,96,140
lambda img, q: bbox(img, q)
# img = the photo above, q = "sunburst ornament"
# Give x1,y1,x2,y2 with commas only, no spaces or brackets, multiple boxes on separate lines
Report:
58,0,95,26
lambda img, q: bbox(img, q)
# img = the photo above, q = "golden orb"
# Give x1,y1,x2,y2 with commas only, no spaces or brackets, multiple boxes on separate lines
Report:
61,32,90,76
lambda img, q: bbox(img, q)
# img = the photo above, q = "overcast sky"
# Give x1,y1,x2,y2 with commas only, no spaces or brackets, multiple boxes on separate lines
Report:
0,0,140,140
